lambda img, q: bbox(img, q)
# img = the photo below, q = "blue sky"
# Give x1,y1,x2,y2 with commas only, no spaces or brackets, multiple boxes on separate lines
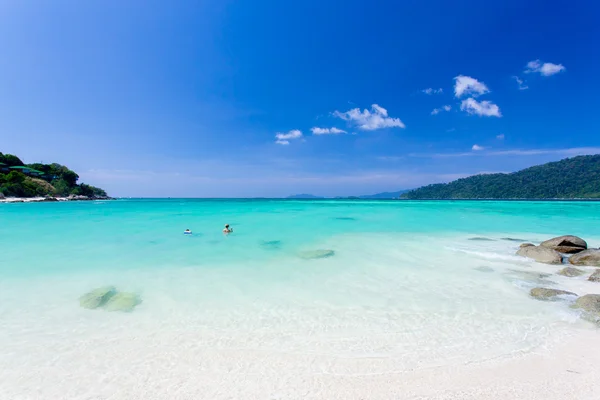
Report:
1,0,599,197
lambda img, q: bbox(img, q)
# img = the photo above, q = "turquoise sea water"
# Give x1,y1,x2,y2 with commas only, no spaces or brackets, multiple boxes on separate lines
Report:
1,199,600,399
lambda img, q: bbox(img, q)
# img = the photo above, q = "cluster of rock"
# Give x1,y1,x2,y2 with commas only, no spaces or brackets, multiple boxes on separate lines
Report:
529,289,600,323
515,235,600,323
79,286,141,312
516,235,600,269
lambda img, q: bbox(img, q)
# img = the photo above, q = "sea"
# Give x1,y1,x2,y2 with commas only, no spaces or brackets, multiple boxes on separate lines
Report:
1,199,599,399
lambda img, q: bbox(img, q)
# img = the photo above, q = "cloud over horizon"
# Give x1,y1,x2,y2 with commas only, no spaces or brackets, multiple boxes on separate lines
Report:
333,104,406,130
525,59,566,76
275,129,303,145
311,127,347,135
454,75,490,98
512,76,528,90
431,105,451,115
460,98,502,117
422,88,443,95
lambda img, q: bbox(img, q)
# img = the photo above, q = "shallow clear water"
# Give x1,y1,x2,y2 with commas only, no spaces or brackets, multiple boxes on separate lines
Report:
1,199,599,398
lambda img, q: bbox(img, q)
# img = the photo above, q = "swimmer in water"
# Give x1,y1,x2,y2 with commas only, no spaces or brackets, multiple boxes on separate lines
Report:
222,224,233,234
184,229,192,235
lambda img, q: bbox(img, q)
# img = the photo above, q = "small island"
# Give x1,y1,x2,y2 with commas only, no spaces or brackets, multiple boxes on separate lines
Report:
0,152,110,202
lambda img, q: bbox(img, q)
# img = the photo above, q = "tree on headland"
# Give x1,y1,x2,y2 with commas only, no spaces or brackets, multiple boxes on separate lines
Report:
0,152,108,198
0,152,25,167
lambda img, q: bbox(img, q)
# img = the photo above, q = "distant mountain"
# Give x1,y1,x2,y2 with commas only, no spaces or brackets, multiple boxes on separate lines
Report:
402,155,600,199
286,194,325,199
359,190,410,199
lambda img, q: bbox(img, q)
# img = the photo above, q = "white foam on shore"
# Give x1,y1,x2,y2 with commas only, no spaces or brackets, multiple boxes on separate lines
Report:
1,232,599,399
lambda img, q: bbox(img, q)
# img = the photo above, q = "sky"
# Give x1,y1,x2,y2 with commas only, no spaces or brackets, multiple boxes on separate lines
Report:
1,0,599,197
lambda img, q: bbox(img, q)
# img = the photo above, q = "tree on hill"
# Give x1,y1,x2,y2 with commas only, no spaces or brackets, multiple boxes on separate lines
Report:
402,155,600,199
1,152,108,198
0,152,24,167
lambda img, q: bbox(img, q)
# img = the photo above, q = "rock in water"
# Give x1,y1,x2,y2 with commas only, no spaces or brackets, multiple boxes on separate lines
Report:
298,249,335,260
520,243,535,248
557,267,586,277
569,249,600,267
104,292,142,312
589,269,600,282
468,237,495,241
573,294,600,312
516,245,563,264
501,237,527,242
540,235,587,254
79,286,117,309
530,287,577,301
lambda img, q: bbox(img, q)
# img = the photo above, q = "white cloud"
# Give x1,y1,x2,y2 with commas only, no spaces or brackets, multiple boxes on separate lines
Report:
496,134,505,140
525,59,566,76
512,76,528,90
431,105,452,115
333,104,405,130
460,98,502,117
422,88,443,95
311,127,347,135
275,129,302,145
453,75,490,98
472,144,485,151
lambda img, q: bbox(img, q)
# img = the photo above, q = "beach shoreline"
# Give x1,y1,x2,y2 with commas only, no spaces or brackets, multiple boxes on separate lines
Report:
0,195,112,203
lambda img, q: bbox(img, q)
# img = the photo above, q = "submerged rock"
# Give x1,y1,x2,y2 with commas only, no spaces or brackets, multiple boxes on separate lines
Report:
334,217,357,221
104,292,142,312
507,270,552,280
530,287,577,301
79,286,117,309
501,237,527,242
540,235,587,254
588,269,600,282
569,249,600,267
468,237,495,241
557,267,586,277
261,240,282,248
516,245,563,264
298,249,335,260
474,266,494,273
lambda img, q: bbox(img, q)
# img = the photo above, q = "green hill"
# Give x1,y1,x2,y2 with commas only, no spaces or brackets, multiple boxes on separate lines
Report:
0,152,108,198
402,155,600,199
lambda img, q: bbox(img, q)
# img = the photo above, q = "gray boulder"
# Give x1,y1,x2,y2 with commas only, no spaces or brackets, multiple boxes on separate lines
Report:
516,245,563,264
79,286,117,309
520,243,535,248
104,292,142,312
588,269,600,282
573,294,600,313
557,267,586,277
540,235,587,254
298,249,335,259
0,192,5,199
569,249,600,267
530,287,577,301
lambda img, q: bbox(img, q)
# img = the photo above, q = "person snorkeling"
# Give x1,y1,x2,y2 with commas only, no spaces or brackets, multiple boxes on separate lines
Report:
184,229,192,235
